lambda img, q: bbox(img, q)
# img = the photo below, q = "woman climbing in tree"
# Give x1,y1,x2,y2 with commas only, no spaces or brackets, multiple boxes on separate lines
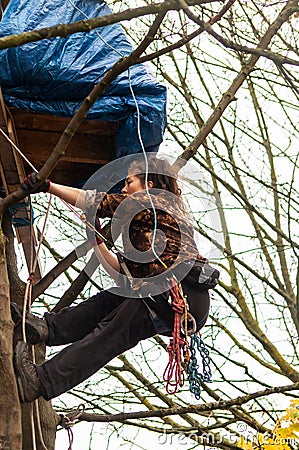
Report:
12,154,216,402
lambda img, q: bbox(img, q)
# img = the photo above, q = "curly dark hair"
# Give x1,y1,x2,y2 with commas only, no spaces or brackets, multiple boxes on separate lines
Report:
128,154,181,197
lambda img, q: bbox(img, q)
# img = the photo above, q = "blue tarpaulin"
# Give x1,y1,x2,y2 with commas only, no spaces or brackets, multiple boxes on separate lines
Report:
0,0,167,158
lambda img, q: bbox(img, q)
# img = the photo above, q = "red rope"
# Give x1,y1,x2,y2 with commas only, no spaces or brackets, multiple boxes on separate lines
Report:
163,280,189,394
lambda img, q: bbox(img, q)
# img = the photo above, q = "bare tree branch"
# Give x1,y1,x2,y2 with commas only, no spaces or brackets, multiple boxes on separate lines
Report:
184,5,299,66
176,0,299,164
0,0,218,50
137,0,237,64
64,382,299,423
32,241,90,300
52,251,100,313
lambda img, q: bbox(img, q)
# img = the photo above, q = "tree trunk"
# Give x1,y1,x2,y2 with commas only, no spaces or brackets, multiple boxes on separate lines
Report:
21,398,58,450
20,344,59,450
0,216,59,449
0,223,22,449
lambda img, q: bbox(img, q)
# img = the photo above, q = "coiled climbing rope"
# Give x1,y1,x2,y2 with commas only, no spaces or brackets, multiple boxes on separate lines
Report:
163,280,190,394
163,278,212,399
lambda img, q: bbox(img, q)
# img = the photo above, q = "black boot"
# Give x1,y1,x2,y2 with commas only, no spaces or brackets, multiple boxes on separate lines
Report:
14,341,46,403
10,302,49,345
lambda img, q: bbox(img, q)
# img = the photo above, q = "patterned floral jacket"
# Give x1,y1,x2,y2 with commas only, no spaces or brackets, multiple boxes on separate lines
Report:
86,189,205,290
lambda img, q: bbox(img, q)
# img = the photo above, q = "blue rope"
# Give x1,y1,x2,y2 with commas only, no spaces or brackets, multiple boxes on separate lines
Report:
187,333,212,400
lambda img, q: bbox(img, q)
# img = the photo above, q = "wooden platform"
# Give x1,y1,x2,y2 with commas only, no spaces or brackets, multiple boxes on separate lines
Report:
9,108,117,187
0,101,117,281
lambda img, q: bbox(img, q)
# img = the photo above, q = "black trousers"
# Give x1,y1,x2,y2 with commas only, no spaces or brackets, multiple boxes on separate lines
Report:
36,278,210,400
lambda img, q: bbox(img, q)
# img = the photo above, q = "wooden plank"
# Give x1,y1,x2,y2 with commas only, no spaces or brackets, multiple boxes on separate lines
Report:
1,105,118,279
15,128,114,186
16,129,114,163
0,123,22,188
10,108,118,135
39,163,106,186
9,109,116,186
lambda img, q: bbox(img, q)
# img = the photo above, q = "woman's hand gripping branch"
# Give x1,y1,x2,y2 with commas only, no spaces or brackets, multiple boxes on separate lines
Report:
21,172,87,210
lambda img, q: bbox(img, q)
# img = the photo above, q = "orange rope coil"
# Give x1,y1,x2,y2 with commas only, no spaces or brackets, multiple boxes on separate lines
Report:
163,280,190,394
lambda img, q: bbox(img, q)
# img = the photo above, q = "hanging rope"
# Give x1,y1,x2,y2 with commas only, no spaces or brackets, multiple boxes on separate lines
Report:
29,403,37,450
0,127,36,171
59,404,85,450
163,279,190,394
162,277,213,398
20,195,52,450
33,400,50,450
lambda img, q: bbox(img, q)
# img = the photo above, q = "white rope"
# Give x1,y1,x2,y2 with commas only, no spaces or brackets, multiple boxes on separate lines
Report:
67,0,124,58
21,196,52,450
128,72,167,268
0,127,37,172
34,398,49,450
65,0,164,267
30,403,37,450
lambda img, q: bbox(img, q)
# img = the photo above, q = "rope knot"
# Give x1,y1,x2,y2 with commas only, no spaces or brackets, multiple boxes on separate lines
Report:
171,301,185,314
59,404,85,429
59,404,85,450
27,272,35,283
